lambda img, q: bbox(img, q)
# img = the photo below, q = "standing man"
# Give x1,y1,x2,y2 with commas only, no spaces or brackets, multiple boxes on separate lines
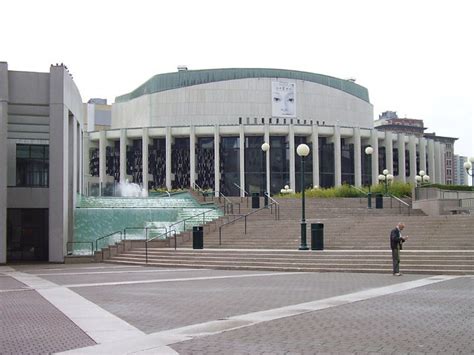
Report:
390,222,408,276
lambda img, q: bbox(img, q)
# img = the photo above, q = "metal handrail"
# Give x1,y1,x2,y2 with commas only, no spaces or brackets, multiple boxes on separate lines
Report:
218,191,240,215
349,185,369,205
95,231,123,252
66,242,94,256
389,194,411,215
124,226,167,240
167,208,217,233
145,229,178,263
218,200,278,245
234,182,249,207
264,192,280,220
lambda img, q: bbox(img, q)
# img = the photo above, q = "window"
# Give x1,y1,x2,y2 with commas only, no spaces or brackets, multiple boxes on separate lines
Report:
16,144,49,187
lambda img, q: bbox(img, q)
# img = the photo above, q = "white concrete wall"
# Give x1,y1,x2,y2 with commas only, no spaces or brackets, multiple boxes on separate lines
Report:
0,62,8,264
112,78,374,130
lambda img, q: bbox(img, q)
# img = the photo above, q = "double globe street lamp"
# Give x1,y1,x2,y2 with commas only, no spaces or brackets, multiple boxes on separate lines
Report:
464,157,474,177
296,143,310,250
415,170,430,186
364,146,373,208
378,169,394,196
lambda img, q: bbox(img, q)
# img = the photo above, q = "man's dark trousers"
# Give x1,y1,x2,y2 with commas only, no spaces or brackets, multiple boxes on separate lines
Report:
392,248,400,274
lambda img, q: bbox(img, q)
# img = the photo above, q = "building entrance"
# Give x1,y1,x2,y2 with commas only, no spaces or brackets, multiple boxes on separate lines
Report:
7,209,49,261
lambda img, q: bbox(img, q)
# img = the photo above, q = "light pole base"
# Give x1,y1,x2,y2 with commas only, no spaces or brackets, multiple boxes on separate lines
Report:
299,222,309,250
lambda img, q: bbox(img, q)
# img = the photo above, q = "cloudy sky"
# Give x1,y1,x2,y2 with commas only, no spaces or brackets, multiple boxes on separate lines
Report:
1,0,472,157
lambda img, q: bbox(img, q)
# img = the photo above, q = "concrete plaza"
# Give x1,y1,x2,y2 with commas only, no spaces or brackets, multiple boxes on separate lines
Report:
1,263,472,354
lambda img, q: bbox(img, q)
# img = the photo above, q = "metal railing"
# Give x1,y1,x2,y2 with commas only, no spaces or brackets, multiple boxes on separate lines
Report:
218,191,240,214
218,200,279,245
349,185,369,204
66,242,94,256
460,198,474,209
415,186,474,201
167,208,217,233
388,194,411,215
145,229,178,263
264,192,280,220
95,231,123,252
233,183,250,207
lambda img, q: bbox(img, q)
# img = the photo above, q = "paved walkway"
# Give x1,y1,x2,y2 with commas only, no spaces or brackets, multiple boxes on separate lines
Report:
0,264,472,354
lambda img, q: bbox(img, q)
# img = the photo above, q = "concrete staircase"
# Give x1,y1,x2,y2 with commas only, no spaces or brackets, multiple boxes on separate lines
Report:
102,195,474,275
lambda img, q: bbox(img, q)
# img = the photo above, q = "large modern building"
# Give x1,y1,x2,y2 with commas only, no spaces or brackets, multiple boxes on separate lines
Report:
0,62,84,263
0,64,458,263
86,68,452,198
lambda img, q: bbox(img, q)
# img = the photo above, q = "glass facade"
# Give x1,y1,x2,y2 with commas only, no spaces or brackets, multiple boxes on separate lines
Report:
341,139,354,185
172,137,190,189
220,137,240,196
319,137,334,188
16,144,49,187
245,136,265,195
149,138,166,189
269,136,289,194
196,137,214,189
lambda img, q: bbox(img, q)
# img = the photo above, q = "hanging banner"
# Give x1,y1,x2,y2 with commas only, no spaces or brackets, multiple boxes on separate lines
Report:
271,80,296,118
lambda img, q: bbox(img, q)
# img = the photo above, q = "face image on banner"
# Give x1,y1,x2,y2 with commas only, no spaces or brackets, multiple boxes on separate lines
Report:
272,81,296,118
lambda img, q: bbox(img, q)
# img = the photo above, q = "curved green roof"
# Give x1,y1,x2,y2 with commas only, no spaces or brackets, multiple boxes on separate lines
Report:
115,68,370,103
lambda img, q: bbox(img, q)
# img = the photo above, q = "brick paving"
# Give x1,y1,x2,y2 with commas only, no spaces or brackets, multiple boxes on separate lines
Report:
171,277,474,354
1,264,472,354
0,289,96,354
72,272,424,334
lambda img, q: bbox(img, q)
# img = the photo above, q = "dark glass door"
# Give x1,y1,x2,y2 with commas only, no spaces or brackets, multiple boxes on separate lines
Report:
7,209,49,261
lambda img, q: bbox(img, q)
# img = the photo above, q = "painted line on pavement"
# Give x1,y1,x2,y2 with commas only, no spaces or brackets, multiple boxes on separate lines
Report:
60,275,461,354
6,271,145,344
33,268,203,276
62,272,306,288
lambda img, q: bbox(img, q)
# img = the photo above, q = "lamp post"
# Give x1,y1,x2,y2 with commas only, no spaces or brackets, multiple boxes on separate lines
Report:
280,184,293,194
261,142,270,200
296,143,310,250
378,169,394,196
415,170,430,187
464,157,474,177
365,146,373,208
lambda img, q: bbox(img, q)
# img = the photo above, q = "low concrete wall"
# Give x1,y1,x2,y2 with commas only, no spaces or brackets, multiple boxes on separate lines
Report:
412,199,460,216
65,255,96,264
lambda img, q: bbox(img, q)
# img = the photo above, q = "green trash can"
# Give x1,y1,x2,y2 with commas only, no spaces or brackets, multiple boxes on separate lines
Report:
375,193,383,209
311,223,324,250
252,193,260,208
193,226,203,249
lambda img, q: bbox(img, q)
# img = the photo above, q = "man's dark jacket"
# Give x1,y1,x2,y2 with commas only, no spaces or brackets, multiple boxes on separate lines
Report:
390,228,405,250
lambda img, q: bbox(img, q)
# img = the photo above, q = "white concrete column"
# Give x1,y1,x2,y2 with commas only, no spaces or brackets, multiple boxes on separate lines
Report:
82,132,89,194
165,126,172,190
385,131,394,177
119,129,127,183
99,130,107,193
371,130,379,183
49,65,74,262
353,127,362,187
334,125,342,187
419,137,427,173
189,125,196,188
72,119,78,206
397,134,406,182
142,128,149,191
214,124,220,196
78,124,83,196
434,141,442,183
409,135,417,184
427,139,436,181
311,124,320,188
264,124,270,194
289,124,296,191
0,62,8,264
239,125,245,197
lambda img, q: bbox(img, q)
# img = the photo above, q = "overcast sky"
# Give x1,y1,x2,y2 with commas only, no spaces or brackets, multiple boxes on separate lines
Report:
1,0,472,158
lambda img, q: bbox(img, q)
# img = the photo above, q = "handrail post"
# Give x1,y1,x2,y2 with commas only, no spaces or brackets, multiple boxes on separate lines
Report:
145,240,148,264
174,230,177,250
219,226,222,245
245,215,247,234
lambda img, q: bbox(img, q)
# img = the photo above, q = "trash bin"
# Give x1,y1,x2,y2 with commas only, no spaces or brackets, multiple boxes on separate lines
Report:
252,192,260,208
193,226,203,249
311,223,324,250
375,193,383,209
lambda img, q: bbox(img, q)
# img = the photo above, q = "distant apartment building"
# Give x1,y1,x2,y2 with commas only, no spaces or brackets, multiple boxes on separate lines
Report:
453,155,468,185
375,111,457,184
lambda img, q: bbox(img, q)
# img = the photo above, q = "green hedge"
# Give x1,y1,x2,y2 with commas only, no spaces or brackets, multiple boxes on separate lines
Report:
422,184,474,192
277,182,413,199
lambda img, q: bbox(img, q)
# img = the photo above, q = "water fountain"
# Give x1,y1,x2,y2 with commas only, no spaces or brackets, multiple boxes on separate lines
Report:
117,179,148,197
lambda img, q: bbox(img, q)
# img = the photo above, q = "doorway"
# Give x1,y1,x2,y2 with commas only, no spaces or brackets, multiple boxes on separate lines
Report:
7,209,49,261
